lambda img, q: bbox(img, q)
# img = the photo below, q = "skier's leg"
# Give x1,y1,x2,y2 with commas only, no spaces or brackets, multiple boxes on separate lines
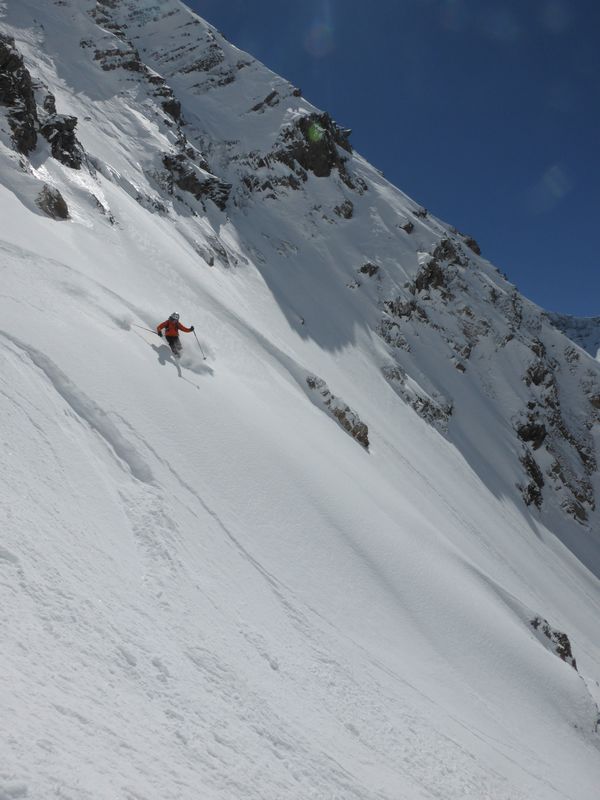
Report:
166,335,178,355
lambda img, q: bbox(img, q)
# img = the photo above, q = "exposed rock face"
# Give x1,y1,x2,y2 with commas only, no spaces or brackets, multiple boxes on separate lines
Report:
306,375,369,449
530,617,577,671
84,6,229,207
36,184,69,219
124,8,245,94
382,366,453,432
516,343,597,523
414,259,448,294
520,451,544,508
373,228,600,523
0,33,38,154
431,237,467,267
334,199,354,219
94,42,143,72
383,297,428,322
410,238,468,297
0,35,87,170
274,112,354,183
40,114,84,169
161,97,182,123
251,89,279,113
89,4,183,124
463,235,481,255
93,0,122,20
162,153,231,211
178,28,227,75
517,422,547,450
359,263,379,277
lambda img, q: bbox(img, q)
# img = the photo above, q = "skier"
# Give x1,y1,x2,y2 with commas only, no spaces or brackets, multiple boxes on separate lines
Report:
156,312,194,358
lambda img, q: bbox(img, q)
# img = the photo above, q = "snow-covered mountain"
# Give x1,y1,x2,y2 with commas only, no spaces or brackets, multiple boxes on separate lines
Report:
548,312,600,360
1,2,600,798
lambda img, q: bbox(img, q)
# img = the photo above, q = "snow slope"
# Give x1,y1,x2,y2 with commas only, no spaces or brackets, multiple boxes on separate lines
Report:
1,2,600,799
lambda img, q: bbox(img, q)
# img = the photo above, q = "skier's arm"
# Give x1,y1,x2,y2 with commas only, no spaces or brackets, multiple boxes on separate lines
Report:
178,322,193,333
157,320,167,334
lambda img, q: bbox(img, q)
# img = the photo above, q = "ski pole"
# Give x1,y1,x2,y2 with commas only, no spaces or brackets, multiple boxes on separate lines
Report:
193,330,206,360
131,323,161,336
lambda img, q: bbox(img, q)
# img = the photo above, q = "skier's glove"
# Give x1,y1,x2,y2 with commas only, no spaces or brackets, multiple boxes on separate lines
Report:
157,331,163,337
190,326,195,331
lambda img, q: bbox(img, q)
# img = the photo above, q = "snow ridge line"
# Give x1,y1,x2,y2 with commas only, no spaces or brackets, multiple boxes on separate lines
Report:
0,331,154,483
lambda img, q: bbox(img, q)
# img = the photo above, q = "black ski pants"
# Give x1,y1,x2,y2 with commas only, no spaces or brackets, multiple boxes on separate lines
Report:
166,335,182,355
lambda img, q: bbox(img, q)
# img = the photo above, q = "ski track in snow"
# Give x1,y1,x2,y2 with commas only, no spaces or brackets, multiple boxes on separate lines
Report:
0,334,154,486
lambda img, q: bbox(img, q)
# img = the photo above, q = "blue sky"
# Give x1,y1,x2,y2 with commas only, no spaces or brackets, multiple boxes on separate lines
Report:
190,1,599,316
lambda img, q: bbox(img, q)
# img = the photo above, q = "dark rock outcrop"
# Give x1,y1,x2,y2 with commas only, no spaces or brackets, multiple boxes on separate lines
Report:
377,319,410,351
530,617,577,670
415,259,448,293
463,235,482,255
517,422,547,450
0,35,88,170
89,2,129,45
0,33,38,154
89,5,183,124
410,239,467,297
382,366,453,432
274,112,353,181
525,360,551,387
251,90,279,113
373,221,598,523
162,153,231,211
383,297,428,323
40,114,84,169
432,237,467,267
520,451,544,508
179,32,225,74
161,97,182,123
359,263,379,277
334,199,354,219
36,184,69,219
306,375,369,449
94,42,144,72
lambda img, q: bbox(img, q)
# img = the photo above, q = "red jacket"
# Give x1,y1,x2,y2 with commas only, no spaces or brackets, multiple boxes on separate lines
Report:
157,319,192,337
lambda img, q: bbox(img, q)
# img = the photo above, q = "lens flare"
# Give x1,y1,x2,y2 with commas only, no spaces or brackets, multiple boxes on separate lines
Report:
440,0,469,33
529,163,573,214
307,122,325,143
541,0,571,33
480,7,522,43
304,21,335,58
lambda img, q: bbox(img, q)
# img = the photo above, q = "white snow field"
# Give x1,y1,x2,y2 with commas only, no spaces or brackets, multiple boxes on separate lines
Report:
1,2,600,799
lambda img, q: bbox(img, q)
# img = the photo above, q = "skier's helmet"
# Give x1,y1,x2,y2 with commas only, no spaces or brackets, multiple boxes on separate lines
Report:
169,312,180,321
